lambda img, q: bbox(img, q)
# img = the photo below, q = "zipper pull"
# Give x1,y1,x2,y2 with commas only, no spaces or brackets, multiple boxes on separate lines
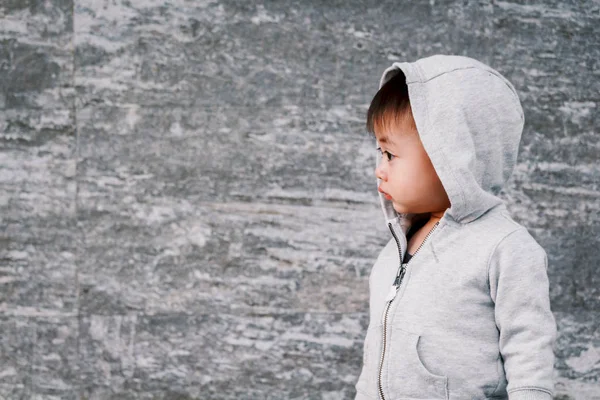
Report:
386,263,408,302
385,284,398,302
393,264,407,287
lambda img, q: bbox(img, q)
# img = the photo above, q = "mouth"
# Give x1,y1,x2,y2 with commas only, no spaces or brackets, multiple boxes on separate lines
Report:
378,186,393,201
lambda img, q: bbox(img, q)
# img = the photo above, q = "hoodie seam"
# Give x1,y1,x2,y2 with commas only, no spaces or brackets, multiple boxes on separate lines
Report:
416,65,481,83
485,227,527,296
508,386,553,395
415,65,519,99
411,64,523,120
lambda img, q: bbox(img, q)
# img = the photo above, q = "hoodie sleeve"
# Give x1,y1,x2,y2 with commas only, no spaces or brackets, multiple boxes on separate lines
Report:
488,228,557,400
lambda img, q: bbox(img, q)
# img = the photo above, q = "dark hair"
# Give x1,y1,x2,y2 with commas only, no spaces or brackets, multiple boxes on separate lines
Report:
366,69,416,137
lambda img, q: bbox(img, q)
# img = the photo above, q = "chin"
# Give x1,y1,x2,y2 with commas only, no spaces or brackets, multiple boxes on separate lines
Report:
392,202,407,213
392,202,423,215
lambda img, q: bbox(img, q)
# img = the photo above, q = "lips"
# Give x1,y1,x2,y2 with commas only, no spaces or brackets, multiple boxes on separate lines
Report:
378,186,393,201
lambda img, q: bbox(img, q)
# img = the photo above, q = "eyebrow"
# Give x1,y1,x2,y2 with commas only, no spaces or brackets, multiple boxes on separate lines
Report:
377,135,395,146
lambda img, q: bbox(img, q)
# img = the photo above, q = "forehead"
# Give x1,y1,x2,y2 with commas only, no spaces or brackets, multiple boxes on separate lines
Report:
374,124,411,147
374,112,417,146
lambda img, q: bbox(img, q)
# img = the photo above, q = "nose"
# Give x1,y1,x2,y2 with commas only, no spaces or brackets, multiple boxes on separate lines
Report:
375,162,387,181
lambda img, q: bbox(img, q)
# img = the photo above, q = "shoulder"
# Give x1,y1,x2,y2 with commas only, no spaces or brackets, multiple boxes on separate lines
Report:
485,207,546,256
449,205,546,271
480,208,549,281
459,204,540,249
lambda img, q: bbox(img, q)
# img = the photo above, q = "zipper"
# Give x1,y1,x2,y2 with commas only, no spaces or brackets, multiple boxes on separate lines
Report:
377,220,440,400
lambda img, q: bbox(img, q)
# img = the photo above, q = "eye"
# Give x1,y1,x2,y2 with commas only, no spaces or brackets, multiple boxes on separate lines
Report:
377,147,395,161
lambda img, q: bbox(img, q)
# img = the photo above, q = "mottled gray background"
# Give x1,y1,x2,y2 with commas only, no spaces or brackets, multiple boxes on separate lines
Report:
0,0,598,399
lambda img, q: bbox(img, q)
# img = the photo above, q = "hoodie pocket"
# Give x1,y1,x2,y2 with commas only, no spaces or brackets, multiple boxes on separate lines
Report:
386,327,448,400
355,324,382,399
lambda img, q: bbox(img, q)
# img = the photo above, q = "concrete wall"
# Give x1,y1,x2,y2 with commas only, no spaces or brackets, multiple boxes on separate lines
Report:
0,0,598,399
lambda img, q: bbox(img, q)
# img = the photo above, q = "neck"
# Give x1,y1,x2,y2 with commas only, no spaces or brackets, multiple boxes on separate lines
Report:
429,208,448,222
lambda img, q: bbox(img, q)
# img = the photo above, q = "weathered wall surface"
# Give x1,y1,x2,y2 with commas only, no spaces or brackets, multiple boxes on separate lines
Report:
0,0,598,399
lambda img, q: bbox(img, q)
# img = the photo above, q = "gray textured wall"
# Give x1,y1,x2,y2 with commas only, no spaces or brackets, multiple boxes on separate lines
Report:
0,0,598,399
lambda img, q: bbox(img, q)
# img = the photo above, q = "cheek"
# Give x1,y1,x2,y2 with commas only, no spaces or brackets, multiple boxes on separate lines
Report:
388,160,415,190
391,158,437,192
393,158,422,181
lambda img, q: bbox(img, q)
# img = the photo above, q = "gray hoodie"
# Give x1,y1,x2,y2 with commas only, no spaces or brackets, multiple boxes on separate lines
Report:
354,55,557,400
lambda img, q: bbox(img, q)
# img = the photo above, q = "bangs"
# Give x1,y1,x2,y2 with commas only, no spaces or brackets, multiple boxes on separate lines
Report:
366,69,417,138
371,107,416,139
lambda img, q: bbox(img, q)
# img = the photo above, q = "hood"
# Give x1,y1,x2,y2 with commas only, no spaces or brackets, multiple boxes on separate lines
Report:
375,54,525,241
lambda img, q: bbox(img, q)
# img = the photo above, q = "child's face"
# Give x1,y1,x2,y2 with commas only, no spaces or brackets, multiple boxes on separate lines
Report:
374,116,450,215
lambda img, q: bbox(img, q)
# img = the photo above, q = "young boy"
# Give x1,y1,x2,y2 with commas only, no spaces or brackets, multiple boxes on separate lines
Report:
354,55,557,400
